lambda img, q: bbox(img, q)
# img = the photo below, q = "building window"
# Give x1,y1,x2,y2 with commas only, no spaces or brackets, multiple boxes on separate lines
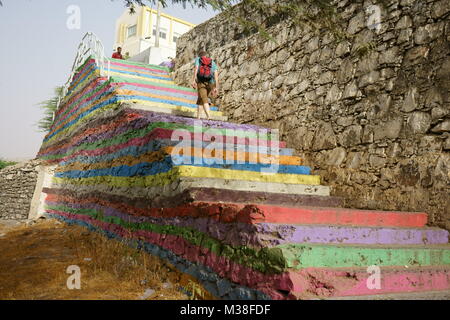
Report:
152,27,167,40
173,33,181,44
127,25,137,38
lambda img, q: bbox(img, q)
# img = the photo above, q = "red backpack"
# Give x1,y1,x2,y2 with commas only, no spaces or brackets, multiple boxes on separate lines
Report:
197,56,213,82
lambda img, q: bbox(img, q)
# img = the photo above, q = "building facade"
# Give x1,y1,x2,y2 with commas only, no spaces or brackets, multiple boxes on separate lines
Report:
114,6,196,65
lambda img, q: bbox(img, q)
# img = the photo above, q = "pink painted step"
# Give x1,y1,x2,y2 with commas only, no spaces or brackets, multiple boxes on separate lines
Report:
286,266,450,299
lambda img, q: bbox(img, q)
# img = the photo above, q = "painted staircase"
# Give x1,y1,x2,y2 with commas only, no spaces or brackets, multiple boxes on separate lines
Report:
38,57,450,300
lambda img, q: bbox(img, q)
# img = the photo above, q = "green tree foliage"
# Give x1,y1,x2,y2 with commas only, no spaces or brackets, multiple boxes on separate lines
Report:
0,159,17,170
36,86,63,133
123,0,343,40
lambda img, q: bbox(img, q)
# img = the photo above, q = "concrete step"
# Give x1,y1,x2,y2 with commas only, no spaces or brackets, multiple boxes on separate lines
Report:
169,203,428,227
257,224,449,246
50,177,332,199
43,186,341,210
115,87,220,111
115,126,287,149
119,83,199,102
55,153,313,177
127,103,227,121
41,186,449,247
112,75,192,93
328,290,450,300
109,61,171,78
164,143,294,156
286,266,450,299
160,201,427,228
109,58,170,74
126,108,282,141
279,243,450,270
164,146,302,165
53,163,321,186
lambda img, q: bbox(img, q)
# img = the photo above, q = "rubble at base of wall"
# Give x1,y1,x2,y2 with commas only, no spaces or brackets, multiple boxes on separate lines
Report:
0,160,41,220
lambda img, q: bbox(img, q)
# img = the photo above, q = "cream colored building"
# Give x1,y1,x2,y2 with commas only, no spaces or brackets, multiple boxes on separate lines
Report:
114,6,196,64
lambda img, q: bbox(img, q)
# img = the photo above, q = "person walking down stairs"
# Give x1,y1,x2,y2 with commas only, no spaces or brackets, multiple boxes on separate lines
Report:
191,50,220,120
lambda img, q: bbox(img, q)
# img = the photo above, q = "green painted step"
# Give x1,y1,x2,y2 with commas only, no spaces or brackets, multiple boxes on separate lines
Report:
109,57,170,72
111,75,196,93
279,243,450,269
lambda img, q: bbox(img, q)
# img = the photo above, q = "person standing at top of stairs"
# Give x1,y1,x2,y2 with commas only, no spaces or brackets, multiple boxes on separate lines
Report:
191,50,220,120
112,47,124,60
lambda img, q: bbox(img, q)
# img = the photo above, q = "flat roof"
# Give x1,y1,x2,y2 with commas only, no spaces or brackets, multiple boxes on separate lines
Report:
143,6,197,28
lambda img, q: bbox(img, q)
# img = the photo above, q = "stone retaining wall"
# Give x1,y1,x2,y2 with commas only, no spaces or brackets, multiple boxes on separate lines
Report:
0,160,41,220
174,0,450,229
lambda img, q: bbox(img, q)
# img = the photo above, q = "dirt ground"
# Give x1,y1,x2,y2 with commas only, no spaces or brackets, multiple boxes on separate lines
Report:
0,218,205,300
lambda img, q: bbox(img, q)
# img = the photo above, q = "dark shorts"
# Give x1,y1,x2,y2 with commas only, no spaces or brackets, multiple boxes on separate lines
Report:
196,81,215,105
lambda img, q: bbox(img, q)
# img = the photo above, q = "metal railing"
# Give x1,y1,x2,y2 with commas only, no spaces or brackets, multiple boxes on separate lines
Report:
54,32,110,119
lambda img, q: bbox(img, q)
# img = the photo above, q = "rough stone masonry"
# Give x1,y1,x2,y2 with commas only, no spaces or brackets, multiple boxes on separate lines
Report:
0,160,41,220
174,0,450,230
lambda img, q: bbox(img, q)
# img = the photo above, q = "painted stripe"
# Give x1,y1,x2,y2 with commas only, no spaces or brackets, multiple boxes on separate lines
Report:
110,64,171,78
46,211,450,299
44,192,447,246
119,84,197,100
56,148,302,171
68,63,97,92
55,159,310,178
42,126,287,161
109,58,170,72
244,204,428,227
109,71,174,85
116,98,223,116
110,61,170,74
165,146,301,165
117,82,197,97
41,125,291,160
112,75,197,93
110,67,171,81
115,88,214,109
279,242,450,269
288,267,450,299
44,96,119,142
115,94,220,110
53,82,113,131
44,198,427,229
44,205,285,274
43,186,338,213
42,108,287,156
50,176,331,197
52,166,321,185
45,212,274,300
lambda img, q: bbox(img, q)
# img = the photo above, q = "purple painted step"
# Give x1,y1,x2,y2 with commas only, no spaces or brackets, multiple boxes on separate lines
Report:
127,108,281,134
256,224,449,246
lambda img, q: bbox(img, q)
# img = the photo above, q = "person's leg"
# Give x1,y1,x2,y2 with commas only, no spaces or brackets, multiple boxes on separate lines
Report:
197,83,208,119
201,83,213,120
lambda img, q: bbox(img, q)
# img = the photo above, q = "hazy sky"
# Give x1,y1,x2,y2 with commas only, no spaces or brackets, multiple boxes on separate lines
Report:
0,0,217,161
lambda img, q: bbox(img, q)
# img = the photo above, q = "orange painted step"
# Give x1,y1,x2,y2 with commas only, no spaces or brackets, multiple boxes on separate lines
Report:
240,204,428,227
164,146,302,165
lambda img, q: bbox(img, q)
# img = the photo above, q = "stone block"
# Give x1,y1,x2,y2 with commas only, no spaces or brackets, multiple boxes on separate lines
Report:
406,112,432,134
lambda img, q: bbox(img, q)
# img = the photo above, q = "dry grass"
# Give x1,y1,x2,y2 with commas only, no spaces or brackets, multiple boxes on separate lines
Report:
0,218,209,300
